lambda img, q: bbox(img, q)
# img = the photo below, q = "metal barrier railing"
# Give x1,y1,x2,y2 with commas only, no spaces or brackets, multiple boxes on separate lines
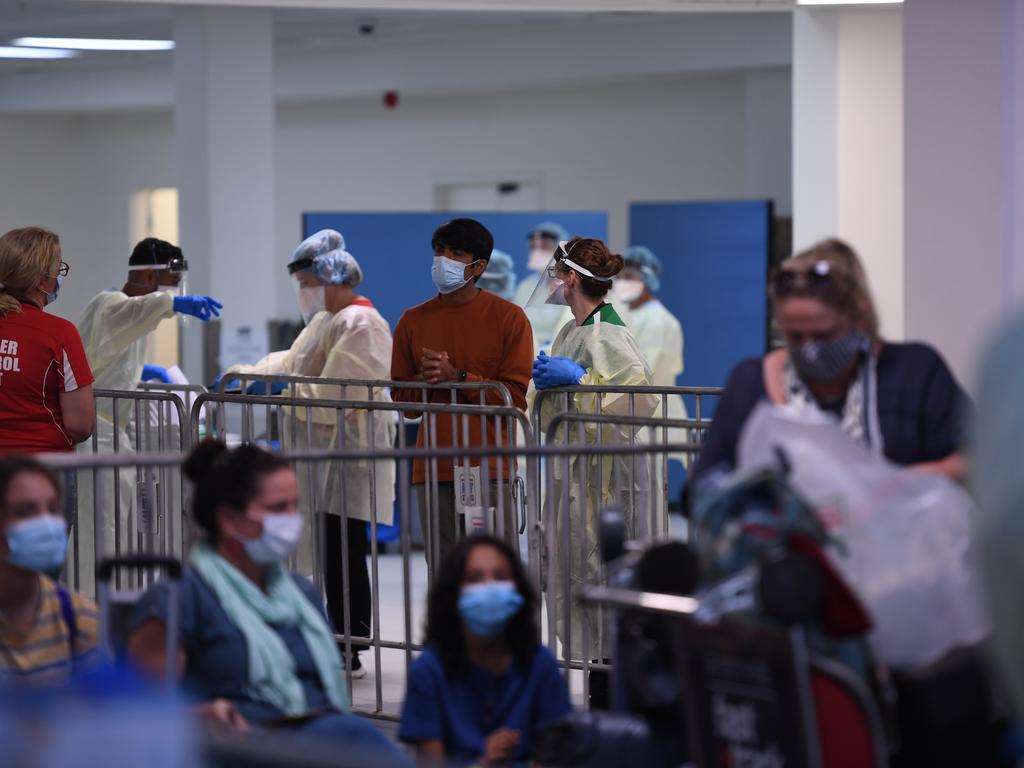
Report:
68,389,190,596
217,372,513,405
52,379,719,720
189,391,537,714
541,412,704,702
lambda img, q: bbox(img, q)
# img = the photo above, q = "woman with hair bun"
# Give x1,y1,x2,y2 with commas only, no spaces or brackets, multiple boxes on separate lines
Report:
126,440,409,763
530,237,659,708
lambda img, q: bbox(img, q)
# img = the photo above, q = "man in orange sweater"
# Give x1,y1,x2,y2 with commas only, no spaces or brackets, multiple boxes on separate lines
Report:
391,219,534,567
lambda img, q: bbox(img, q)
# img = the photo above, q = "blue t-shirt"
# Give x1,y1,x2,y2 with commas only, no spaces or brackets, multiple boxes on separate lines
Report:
129,568,332,724
398,644,571,765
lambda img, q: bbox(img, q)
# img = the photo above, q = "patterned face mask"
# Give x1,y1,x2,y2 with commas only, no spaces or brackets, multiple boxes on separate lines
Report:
788,331,869,382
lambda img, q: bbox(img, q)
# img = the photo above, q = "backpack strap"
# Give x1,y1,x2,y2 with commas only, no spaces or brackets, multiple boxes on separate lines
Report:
56,584,78,653
763,349,788,406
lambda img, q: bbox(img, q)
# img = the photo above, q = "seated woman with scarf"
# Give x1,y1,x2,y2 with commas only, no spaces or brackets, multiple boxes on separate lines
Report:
127,440,407,762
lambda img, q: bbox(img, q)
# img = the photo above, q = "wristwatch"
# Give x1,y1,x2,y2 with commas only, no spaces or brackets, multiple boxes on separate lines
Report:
458,369,468,382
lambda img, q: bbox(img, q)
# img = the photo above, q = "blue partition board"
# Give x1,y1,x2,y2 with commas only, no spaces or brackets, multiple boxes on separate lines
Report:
302,211,607,331
630,200,771,504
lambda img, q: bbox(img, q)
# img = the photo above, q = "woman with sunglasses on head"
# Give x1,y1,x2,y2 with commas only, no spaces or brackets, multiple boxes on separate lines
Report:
691,238,969,485
530,237,660,708
0,227,95,453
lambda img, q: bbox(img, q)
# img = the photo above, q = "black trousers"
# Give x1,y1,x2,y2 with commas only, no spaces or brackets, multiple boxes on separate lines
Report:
324,515,371,654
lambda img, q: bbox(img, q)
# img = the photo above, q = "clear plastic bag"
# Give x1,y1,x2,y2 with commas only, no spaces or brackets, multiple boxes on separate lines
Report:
737,402,990,670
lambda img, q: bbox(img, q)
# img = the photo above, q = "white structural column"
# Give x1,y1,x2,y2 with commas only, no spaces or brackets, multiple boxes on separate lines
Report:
173,7,276,382
904,0,1024,385
792,7,904,340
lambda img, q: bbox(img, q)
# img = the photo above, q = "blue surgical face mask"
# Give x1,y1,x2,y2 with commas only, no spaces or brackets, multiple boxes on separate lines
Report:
431,256,478,295
458,581,524,638
45,273,63,306
236,513,303,565
5,515,68,573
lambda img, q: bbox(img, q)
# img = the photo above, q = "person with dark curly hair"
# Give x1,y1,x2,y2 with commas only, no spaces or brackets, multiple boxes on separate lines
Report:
398,535,570,765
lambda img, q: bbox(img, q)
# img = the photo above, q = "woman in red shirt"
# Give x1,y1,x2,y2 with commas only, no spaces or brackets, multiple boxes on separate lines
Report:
0,227,94,452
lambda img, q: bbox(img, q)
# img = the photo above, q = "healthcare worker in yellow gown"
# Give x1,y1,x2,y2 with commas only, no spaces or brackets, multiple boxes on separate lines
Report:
531,237,662,697
218,230,395,676
75,239,221,593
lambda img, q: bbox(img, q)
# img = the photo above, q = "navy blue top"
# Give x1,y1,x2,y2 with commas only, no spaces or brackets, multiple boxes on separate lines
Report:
398,644,571,765
129,568,333,724
692,342,971,484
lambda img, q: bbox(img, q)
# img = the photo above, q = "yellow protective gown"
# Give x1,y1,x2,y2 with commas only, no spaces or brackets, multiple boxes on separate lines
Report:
619,298,691,466
539,304,663,660
227,299,396,574
74,290,176,594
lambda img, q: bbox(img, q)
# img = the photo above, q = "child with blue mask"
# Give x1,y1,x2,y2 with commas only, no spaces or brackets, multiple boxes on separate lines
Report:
399,536,572,766
0,456,102,685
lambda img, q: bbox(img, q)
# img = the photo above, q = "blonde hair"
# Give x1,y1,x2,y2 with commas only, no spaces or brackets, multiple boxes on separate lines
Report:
0,227,61,317
771,238,881,339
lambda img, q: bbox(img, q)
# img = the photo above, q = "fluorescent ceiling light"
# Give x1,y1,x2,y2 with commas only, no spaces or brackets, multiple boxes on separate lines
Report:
0,46,76,59
12,37,175,52
798,0,902,4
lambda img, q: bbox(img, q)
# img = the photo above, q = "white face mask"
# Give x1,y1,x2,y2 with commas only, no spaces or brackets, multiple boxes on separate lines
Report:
528,247,553,273
545,279,568,306
157,283,183,298
297,284,326,324
611,278,645,304
236,513,303,565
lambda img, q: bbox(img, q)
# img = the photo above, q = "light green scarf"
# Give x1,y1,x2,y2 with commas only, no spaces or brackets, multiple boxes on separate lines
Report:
190,543,349,715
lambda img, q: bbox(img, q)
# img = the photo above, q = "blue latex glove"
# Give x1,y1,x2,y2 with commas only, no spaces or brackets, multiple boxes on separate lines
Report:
532,351,586,390
211,372,241,392
246,380,288,396
173,295,223,322
140,364,172,383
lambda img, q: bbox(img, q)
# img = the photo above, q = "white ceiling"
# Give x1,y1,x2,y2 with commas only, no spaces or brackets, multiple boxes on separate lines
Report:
0,0,792,76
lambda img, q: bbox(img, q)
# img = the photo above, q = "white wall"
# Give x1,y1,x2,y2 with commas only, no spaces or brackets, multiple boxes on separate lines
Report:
793,7,904,340
0,68,791,329
904,0,1024,387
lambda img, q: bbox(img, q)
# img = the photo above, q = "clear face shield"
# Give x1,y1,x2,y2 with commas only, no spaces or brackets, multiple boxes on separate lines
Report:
293,273,326,325
525,240,612,308
127,256,189,296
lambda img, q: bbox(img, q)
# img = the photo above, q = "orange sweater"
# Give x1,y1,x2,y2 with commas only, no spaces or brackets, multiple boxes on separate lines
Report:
391,289,533,483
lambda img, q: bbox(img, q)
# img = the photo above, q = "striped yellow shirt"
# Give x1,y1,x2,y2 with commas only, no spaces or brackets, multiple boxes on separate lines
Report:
0,575,100,685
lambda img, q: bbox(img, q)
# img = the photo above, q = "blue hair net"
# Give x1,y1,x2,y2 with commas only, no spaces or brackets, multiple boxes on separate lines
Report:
477,249,517,301
288,229,363,288
526,221,569,242
623,245,662,293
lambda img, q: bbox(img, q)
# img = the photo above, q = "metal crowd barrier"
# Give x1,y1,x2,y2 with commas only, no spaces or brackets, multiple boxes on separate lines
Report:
43,435,700,722
541,413,705,703
50,378,720,721
67,388,190,596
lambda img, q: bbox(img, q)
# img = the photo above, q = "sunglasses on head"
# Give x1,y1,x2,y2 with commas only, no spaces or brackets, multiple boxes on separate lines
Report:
772,260,840,295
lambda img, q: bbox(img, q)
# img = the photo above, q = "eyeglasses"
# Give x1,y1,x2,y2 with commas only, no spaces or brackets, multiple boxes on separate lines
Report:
545,261,568,279
51,261,70,278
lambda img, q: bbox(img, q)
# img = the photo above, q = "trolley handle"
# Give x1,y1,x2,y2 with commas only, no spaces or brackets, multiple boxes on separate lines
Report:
96,555,182,582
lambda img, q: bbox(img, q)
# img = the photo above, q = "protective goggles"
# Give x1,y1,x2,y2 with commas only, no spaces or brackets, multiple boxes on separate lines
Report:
287,256,315,275
127,255,189,274
545,241,613,283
